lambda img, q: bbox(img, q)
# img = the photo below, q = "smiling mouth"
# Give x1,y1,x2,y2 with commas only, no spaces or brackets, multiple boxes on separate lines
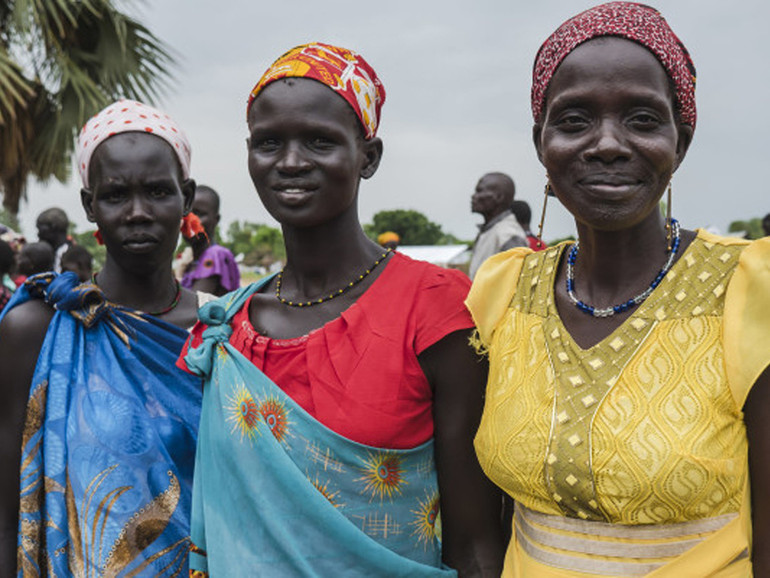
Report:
274,186,317,205
579,177,641,195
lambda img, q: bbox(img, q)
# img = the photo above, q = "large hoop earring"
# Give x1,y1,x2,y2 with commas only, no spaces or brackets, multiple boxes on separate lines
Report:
665,180,673,251
537,176,551,245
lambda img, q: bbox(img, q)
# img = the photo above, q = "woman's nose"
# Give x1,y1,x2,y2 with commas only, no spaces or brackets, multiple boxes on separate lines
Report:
276,142,312,174
126,194,152,221
583,119,632,163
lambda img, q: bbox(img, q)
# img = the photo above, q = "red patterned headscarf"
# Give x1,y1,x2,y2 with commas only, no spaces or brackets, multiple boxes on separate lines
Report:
247,42,386,139
532,2,696,128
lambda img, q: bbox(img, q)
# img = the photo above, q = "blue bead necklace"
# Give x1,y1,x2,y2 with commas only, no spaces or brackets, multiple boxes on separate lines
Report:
566,219,681,318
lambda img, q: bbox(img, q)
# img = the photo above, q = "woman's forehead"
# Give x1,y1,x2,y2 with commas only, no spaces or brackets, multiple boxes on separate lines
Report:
545,38,673,106
89,133,182,184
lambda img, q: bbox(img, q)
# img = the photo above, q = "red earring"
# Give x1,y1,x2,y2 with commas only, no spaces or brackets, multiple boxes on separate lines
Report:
180,213,209,243
93,230,104,245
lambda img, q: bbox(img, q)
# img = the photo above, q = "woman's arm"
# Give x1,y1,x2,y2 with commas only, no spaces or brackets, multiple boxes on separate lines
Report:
419,328,506,577
744,365,770,575
0,301,53,570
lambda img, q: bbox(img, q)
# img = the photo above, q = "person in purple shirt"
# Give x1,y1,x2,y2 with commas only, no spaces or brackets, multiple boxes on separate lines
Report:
180,185,240,296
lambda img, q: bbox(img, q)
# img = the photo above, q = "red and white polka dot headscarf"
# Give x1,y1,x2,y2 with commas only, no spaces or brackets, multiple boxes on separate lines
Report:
76,99,192,188
247,42,386,139
532,2,697,128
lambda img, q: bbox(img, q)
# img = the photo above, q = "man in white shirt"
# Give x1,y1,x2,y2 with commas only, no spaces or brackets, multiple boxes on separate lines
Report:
469,172,527,278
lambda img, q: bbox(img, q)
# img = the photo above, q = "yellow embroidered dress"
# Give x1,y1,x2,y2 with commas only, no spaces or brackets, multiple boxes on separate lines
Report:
466,231,770,577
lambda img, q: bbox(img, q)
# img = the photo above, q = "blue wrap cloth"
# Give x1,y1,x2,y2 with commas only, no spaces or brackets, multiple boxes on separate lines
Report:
1,272,202,576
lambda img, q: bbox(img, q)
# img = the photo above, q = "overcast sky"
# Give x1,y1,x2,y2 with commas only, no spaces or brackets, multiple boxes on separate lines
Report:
17,0,770,244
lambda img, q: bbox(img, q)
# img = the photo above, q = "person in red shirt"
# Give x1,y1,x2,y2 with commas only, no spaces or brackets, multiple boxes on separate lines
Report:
181,42,504,577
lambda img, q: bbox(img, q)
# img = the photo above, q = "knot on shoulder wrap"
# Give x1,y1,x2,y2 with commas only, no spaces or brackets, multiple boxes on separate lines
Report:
183,300,233,377
26,271,112,328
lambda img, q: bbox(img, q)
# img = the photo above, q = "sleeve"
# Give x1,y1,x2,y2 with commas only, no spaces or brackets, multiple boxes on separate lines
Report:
465,247,530,347
412,267,475,355
723,236,770,407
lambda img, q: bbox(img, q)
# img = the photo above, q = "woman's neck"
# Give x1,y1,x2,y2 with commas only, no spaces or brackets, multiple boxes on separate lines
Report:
570,214,675,306
280,211,383,299
96,257,178,313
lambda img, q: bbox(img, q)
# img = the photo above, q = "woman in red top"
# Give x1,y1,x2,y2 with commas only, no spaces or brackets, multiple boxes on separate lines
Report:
182,43,504,576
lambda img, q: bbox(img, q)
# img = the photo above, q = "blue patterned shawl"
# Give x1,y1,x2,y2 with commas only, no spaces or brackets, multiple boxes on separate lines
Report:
184,280,456,577
1,272,202,577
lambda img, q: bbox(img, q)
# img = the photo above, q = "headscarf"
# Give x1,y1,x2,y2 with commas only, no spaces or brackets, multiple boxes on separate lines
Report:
76,99,192,188
531,2,696,128
377,231,400,246
247,42,386,139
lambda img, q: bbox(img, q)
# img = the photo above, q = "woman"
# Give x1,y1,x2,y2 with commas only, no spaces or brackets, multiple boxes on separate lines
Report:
181,43,504,576
467,3,770,576
0,100,205,575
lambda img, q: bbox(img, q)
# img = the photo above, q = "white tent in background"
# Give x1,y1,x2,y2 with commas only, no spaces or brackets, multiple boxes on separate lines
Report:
395,245,470,268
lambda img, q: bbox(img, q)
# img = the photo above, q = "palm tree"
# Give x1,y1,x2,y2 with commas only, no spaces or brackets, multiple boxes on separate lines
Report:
0,0,174,217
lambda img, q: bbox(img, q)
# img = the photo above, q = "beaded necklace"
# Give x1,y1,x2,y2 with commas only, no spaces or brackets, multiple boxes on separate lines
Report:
276,249,391,307
566,219,681,318
91,274,182,316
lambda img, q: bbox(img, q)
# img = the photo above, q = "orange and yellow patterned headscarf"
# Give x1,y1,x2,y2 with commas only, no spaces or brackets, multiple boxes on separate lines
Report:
247,42,386,139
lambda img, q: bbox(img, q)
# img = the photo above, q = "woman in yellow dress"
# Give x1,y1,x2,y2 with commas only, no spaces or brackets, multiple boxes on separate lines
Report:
467,3,770,576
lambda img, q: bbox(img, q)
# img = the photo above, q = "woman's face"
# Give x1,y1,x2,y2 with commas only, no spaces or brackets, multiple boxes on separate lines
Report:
534,37,692,231
81,132,194,269
247,78,382,228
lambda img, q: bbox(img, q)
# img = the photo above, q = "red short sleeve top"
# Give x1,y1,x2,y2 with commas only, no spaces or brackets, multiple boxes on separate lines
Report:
182,253,474,449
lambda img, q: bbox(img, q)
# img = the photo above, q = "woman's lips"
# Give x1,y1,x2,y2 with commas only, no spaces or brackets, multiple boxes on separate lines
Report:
122,235,159,252
274,186,316,206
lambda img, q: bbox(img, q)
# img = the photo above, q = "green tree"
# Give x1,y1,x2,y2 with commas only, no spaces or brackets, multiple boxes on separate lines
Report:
0,0,174,216
221,221,285,268
728,218,763,240
367,209,446,245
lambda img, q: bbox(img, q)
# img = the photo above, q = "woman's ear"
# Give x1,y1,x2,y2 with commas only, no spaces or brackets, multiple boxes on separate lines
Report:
181,178,196,215
80,188,96,223
532,124,544,164
673,124,694,172
360,137,383,180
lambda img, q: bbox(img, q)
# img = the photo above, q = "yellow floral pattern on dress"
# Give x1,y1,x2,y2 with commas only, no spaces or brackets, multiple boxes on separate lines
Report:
475,236,748,525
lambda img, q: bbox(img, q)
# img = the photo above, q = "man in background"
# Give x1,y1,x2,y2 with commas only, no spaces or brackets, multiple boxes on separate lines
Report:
469,172,527,278
511,199,547,251
36,208,72,272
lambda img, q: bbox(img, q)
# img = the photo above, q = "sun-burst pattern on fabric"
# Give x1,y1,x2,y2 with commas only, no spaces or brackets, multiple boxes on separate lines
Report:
226,386,261,443
410,492,440,549
310,475,344,509
357,452,407,502
259,397,290,442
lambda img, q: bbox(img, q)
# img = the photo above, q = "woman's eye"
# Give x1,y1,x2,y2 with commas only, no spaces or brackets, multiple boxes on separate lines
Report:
149,188,170,199
309,136,335,149
555,114,589,131
628,113,661,129
254,138,280,152
100,191,125,203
